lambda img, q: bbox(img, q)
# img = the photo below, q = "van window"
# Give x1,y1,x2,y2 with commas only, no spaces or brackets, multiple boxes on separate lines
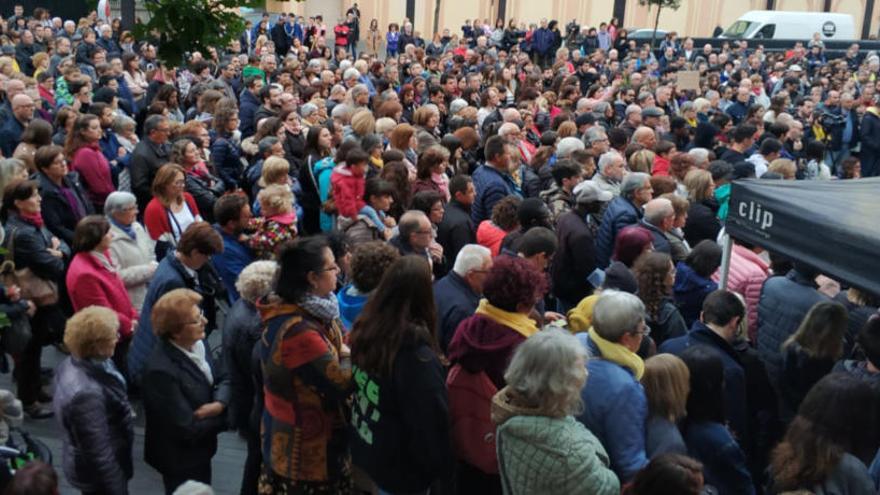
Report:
723,20,754,38
756,24,776,39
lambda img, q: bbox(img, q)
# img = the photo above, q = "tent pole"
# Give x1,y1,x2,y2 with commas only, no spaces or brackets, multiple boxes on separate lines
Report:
719,232,733,290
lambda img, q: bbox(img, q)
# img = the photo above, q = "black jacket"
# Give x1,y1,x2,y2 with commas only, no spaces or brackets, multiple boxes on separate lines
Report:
683,199,721,247
282,130,306,176
142,339,230,475
221,298,262,432
552,209,599,305
54,357,133,494
130,138,171,211
3,213,69,282
350,335,453,492
184,171,225,223
35,171,93,247
436,200,474,266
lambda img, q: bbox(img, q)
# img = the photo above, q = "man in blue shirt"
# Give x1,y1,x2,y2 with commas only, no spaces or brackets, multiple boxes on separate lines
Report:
212,194,255,303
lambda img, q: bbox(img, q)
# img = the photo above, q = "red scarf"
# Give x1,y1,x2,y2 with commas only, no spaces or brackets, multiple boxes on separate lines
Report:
19,212,44,228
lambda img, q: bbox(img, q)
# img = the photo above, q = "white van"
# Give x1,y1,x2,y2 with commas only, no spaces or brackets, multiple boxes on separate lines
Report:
720,11,855,40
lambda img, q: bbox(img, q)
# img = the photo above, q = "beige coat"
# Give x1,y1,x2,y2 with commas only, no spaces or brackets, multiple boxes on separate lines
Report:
365,29,382,56
108,221,157,311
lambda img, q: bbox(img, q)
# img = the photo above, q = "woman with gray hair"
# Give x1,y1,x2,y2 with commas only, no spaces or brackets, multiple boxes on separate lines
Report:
105,191,157,311
492,328,620,494
221,260,277,495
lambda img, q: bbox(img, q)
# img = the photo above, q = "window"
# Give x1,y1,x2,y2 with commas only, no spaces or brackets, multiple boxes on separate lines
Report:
757,24,776,39
722,20,755,38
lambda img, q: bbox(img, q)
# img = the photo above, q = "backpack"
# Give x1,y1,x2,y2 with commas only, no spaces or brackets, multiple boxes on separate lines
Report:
446,363,499,474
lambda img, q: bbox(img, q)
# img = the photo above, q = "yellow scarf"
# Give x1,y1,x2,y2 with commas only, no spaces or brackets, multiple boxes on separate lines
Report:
370,156,384,169
475,299,538,338
588,326,645,380
867,106,880,119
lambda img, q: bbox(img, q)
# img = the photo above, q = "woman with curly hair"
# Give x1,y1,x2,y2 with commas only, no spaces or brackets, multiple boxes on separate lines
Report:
379,159,412,221
477,195,521,257
632,251,687,346
447,255,548,492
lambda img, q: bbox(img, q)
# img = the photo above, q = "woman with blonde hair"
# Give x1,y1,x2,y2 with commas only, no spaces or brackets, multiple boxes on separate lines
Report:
642,354,690,458
767,158,797,180
629,149,656,175
171,138,224,223
143,164,202,259
493,328,620,494
249,184,297,259
53,306,134,494
349,109,376,141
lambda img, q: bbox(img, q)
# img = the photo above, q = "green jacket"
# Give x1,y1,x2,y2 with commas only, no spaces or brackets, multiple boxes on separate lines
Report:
493,388,620,495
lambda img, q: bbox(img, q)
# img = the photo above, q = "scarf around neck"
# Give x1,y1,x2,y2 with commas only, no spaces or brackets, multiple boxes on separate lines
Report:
110,217,137,240
475,299,538,339
588,326,645,379
299,293,341,323
18,212,44,228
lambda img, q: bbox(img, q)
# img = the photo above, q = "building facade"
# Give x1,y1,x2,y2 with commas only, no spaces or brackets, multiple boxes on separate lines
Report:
265,0,880,41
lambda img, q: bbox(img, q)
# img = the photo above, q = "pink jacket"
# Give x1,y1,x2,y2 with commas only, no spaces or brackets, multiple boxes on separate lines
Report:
66,251,138,339
712,244,770,342
70,142,115,208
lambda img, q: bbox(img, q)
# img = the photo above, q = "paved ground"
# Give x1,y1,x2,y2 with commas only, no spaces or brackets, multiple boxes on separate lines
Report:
2,330,248,495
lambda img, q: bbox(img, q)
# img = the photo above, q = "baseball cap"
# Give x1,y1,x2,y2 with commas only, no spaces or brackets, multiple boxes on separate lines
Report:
574,181,613,205
790,64,803,72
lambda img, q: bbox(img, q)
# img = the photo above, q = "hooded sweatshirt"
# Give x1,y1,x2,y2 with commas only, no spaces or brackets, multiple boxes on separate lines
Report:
673,261,718,327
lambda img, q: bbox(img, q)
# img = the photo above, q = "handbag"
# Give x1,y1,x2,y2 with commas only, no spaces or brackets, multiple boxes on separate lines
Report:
0,229,59,307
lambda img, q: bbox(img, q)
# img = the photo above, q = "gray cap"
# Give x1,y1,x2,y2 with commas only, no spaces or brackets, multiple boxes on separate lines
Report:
642,107,664,118
574,181,613,204
0,46,14,56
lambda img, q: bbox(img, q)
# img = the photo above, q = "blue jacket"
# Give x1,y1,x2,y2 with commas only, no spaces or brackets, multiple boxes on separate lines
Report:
127,255,219,384
757,269,828,392
212,226,255,304
575,333,648,482
337,284,368,332
639,220,671,255
659,322,748,442
684,420,754,495
596,196,642,268
211,133,243,190
673,262,718,327
533,28,554,54
433,271,480,352
0,116,25,157
238,89,260,139
471,164,517,225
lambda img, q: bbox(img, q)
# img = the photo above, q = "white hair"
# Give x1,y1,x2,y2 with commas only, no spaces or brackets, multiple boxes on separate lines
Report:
688,147,710,166
556,137,585,159
453,244,492,277
643,198,674,226
592,290,646,342
343,67,360,81
597,151,623,174
621,172,650,199
172,480,214,495
503,327,588,416
104,191,137,216
497,122,520,137
235,261,278,304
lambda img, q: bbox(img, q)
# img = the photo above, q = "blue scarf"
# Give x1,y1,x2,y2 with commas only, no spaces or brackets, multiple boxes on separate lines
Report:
110,217,137,240
359,204,386,230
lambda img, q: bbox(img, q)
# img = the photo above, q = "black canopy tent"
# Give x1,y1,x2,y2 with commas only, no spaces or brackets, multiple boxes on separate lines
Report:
724,177,880,295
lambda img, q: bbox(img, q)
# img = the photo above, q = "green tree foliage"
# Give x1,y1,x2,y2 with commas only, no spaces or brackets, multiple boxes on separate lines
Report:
638,0,682,49
134,0,266,67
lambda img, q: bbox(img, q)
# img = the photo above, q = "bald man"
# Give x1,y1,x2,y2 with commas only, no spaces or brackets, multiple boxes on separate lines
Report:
632,126,657,150
0,79,25,121
0,94,35,156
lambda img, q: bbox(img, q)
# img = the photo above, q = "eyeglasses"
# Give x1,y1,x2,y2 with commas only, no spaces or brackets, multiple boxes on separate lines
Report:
633,321,651,337
187,309,207,326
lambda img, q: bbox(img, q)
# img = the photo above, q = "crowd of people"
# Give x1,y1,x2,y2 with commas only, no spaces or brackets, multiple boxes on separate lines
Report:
0,2,879,494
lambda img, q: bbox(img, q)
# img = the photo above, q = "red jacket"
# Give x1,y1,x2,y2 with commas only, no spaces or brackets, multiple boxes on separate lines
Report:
66,251,138,339
476,220,507,257
144,193,201,241
330,165,365,219
70,142,115,208
334,25,350,46
652,155,671,177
